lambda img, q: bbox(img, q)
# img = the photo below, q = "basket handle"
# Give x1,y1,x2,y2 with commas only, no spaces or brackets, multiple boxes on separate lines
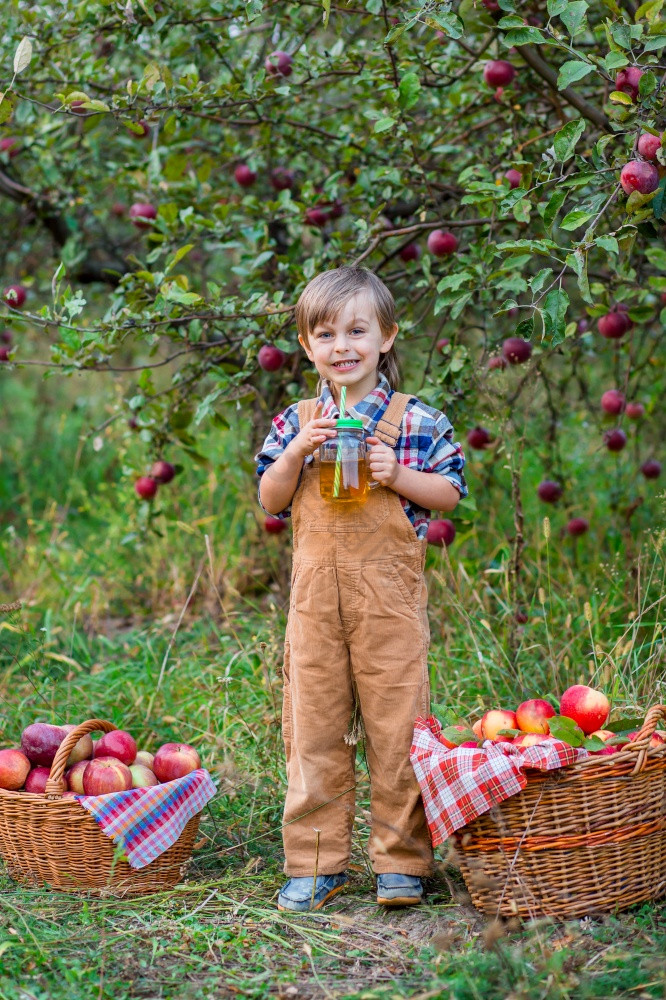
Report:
626,704,666,775
45,719,118,798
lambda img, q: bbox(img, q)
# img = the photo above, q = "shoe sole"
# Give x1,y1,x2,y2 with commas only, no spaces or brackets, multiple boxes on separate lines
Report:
376,895,422,907
277,883,346,912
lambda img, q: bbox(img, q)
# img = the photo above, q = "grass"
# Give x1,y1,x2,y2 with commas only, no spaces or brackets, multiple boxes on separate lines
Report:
1,373,665,998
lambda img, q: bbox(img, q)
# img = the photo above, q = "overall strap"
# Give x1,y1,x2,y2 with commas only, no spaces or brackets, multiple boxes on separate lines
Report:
373,391,412,447
297,397,319,429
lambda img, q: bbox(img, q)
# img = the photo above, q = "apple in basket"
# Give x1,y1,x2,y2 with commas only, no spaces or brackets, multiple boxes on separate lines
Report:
153,743,201,782
559,685,610,735
513,733,550,748
94,730,137,766
439,725,470,749
66,760,90,793
472,719,483,739
20,723,66,766
134,750,155,768
515,699,557,735
83,757,132,794
61,724,94,765
480,709,518,742
24,766,51,793
129,763,159,788
0,748,31,790
627,730,665,749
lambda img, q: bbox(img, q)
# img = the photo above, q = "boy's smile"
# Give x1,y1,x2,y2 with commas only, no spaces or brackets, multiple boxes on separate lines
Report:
298,292,398,407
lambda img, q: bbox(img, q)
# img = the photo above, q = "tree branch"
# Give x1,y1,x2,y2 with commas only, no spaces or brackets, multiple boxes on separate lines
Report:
516,45,611,131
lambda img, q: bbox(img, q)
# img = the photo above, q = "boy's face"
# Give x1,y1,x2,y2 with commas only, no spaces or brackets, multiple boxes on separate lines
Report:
298,292,398,405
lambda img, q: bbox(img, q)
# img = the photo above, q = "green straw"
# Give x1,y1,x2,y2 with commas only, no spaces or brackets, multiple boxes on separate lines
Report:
333,385,346,498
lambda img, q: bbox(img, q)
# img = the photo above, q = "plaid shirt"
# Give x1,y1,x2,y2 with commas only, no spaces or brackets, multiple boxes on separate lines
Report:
255,374,468,538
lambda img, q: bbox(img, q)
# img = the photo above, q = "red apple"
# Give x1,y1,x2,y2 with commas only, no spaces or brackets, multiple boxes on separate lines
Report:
427,230,458,256
153,742,201,782
150,460,176,484
128,202,157,229
559,684,610,735
620,160,659,195
439,725,469,749
472,719,484,739
641,459,661,479
502,337,532,364
94,730,137,766
234,164,257,188
482,0,500,9
601,389,625,415
597,311,630,339
625,401,644,419
0,137,19,158
25,766,52,794
467,426,491,450
111,201,126,217
537,480,562,503
135,476,158,500
488,355,506,370
65,760,89,793
515,699,557,734
426,519,456,547
515,609,529,624
126,119,150,137
481,709,518,742
591,745,619,756
628,730,665,749
399,243,421,262
483,60,516,87
83,757,133,794
134,750,155,768
589,730,616,742
61,725,94,765
20,723,66,766
604,428,627,452
0,347,10,362
129,763,159,788
566,517,589,537
512,733,549,748
264,516,287,534
270,167,295,191
505,168,522,189
265,50,293,77
305,206,330,227
70,99,88,115
436,338,450,352
3,285,27,308
637,132,662,161
615,67,643,101
258,344,287,371
0,749,31,790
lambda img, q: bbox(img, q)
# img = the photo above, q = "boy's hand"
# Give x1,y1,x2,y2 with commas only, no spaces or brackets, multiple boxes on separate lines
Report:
289,400,337,460
366,436,398,486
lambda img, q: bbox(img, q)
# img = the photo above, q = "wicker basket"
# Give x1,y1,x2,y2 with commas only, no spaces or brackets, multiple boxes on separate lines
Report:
453,705,666,920
0,719,201,895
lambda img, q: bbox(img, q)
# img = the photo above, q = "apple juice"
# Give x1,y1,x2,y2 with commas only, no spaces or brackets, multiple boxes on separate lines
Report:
319,456,369,502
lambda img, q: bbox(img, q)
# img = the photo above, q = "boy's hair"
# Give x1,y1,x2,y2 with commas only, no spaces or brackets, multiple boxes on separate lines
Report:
294,266,400,390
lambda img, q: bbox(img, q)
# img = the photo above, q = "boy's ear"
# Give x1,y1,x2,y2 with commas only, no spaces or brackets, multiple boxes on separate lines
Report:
298,333,314,361
380,323,399,354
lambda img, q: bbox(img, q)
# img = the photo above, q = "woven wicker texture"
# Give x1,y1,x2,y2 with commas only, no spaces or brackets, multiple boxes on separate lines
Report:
454,705,666,919
0,719,201,895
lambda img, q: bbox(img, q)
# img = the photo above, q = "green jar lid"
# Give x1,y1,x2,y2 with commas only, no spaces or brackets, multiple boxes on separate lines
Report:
336,417,364,429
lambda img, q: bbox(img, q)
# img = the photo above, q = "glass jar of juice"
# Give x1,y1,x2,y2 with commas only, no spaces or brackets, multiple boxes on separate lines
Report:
319,418,373,502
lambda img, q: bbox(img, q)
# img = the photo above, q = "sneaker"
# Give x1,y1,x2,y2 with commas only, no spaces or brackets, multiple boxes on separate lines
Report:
376,873,423,907
277,873,347,912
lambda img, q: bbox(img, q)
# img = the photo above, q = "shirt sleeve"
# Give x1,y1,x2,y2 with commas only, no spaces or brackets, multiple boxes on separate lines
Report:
421,412,468,498
254,403,304,519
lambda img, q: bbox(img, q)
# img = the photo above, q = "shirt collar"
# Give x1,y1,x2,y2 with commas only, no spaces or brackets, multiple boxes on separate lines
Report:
318,374,392,432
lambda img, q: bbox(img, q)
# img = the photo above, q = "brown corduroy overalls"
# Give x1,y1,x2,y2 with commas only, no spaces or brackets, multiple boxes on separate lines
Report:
281,391,434,877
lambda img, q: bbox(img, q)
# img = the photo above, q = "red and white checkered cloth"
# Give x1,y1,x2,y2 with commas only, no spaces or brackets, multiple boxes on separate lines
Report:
410,716,589,846
76,768,216,869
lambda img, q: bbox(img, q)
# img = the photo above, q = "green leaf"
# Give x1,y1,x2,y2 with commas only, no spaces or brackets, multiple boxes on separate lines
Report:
164,244,194,274
566,249,591,302
609,90,634,105
503,26,544,45
644,34,666,50
547,0,568,14
374,117,396,133
560,1,589,37
583,736,606,751
0,91,17,125
646,246,666,268
610,21,632,49
596,234,619,254
548,715,585,746
322,0,331,26
653,175,666,219
530,268,553,293
609,716,646,732
639,70,658,97
560,209,594,230
398,71,421,110
514,316,534,339
425,12,464,38
245,0,263,21
557,60,594,89
543,188,567,228
543,287,569,345
553,118,586,161
439,725,478,747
